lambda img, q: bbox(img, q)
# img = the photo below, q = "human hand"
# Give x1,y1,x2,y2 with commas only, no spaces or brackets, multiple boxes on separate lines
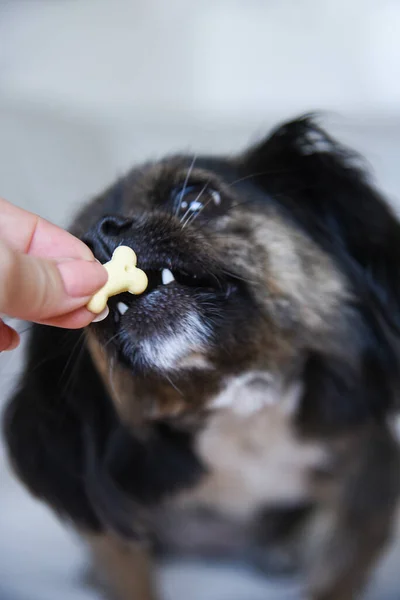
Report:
0,197,108,351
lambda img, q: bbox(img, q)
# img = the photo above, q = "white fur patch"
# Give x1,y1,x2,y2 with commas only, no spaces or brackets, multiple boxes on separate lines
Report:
179,377,326,518
177,354,213,370
209,371,302,417
139,313,209,371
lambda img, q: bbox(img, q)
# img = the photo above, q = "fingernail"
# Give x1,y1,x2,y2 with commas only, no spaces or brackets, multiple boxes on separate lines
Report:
58,260,108,298
92,306,109,323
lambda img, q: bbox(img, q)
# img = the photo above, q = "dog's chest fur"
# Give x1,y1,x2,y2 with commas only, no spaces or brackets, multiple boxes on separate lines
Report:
153,373,327,555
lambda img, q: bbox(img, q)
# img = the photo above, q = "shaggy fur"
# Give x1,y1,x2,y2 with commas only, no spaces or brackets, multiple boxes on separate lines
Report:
3,116,400,600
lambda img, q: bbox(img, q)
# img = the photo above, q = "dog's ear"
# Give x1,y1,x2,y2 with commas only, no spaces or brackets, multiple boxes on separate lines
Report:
2,324,114,531
241,116,400,428
3,324,202,536
242,116,400,324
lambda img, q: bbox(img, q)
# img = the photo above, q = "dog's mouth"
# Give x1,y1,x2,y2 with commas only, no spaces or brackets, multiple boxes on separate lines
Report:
84,212,254,374
143,267,222,295
99,257,241,373
88,227,246,372
106,257,236,322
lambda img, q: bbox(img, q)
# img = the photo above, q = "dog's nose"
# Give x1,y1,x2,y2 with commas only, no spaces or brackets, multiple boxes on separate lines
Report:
82,215,134,262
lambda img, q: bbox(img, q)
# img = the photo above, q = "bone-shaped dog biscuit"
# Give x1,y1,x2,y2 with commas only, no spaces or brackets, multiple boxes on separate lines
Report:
87,246,148,314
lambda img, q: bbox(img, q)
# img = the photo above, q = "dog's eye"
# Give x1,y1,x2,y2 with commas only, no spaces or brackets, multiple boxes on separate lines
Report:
171,184,223,220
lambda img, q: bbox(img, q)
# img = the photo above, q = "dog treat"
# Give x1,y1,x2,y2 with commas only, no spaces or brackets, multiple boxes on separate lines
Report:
87,246,148,314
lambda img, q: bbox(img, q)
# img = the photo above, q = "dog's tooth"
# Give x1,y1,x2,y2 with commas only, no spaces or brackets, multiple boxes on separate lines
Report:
117,302,129,315
162,268,175,285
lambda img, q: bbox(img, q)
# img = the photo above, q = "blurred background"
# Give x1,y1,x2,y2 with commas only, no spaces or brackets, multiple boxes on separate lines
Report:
0,1,400,598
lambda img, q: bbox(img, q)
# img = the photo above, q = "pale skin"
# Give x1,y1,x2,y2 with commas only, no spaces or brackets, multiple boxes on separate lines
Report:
0,197,108,352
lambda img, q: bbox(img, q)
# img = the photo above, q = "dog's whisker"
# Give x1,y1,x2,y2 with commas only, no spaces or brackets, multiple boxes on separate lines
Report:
226,171,268,189
23,330,81,380
108,357,124,407
104,331,125,349
181,183,209,228
190,190,293,235
226,167,306,190
189,198,259,235
180,181,209,225
221,268,259,286
164,373,184,397
58,331,86,389
179,190,203,226
183,190,216,229
176,154,197,217
60,341,87,402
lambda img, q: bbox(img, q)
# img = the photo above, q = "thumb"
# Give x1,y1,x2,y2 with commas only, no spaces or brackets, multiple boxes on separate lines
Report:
0,239,107,323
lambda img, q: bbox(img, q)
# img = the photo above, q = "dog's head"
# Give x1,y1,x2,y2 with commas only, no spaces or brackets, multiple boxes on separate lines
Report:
72,116,400,430
5,116,400,536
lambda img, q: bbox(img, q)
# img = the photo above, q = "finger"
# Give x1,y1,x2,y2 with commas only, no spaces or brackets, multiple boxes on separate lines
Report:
0,197,93,260
0,240,107,322
41,306,109,329
0,319,20,351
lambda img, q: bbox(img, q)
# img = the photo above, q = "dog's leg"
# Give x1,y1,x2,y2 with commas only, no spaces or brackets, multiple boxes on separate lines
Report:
307,509,394,600
86,533,157,600
305,426,400,600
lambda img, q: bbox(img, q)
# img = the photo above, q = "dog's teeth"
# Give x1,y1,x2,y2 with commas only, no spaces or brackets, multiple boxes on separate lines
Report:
162,268,175,285
117,302,129,315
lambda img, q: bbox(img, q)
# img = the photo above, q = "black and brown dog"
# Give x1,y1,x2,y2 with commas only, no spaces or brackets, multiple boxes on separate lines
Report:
3,116,400,600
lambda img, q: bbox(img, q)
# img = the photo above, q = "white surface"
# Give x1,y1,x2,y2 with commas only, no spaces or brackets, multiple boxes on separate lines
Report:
0,1,400,598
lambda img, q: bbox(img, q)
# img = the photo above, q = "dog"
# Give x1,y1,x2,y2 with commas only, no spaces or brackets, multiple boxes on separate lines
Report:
3,116,400,600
